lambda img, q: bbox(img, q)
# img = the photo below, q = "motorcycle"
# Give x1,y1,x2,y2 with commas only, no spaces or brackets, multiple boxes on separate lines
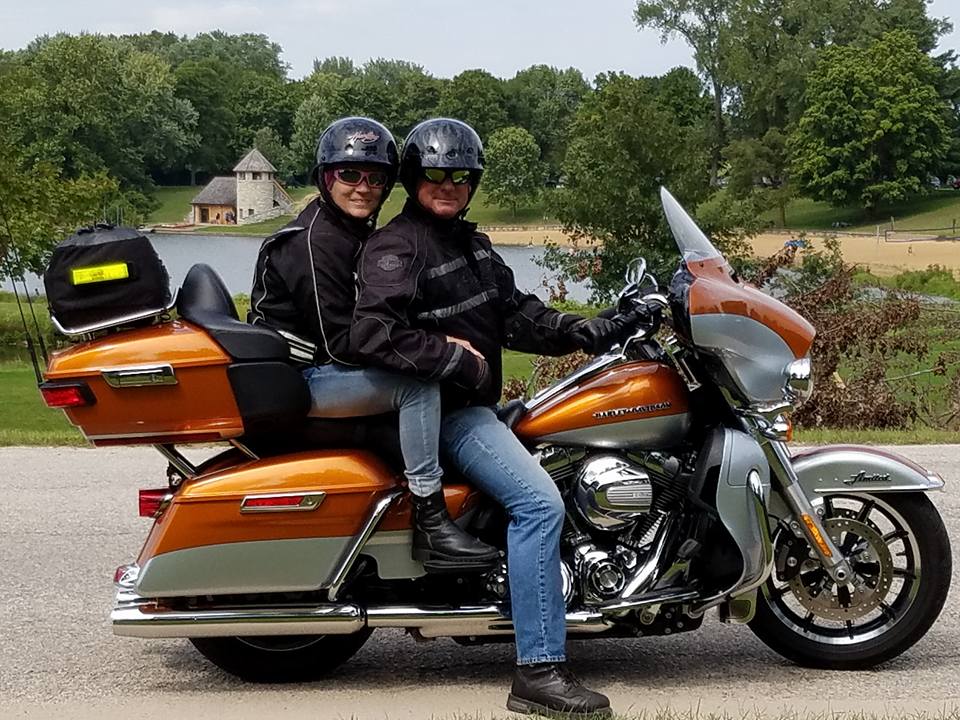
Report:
38,188,951,682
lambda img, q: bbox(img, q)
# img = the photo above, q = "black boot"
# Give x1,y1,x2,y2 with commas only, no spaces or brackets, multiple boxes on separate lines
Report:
411,491,501,571
507,663,612,718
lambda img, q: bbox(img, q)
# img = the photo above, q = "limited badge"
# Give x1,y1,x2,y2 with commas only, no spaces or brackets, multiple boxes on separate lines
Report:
377,254,403,272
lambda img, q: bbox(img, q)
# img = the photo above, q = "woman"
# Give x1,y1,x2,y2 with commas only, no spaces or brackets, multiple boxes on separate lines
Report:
249,116,498,569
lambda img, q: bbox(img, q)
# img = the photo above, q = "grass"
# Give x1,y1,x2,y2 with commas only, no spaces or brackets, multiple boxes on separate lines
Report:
0,362,86,446
150,184,554,236
763,191,960,233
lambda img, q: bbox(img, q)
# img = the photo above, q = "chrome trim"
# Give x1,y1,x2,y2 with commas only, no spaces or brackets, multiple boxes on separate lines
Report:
600,587,699,614
325,489,403,600
618,513,676,599
102,364,177,388
763,439,855,584
784,357,813,404
229,439,259,460
112,600,365,638
51,295,177,336
524,353,620,411
154,444,198,479
240,491,326,513
111,597,611,639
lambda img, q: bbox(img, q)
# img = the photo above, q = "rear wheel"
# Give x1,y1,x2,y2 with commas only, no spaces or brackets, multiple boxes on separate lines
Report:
191,629,373,683
750,493,950,669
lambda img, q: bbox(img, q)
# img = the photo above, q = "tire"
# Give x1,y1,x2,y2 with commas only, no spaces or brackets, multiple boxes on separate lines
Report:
190,629,373,683
749,493,951,670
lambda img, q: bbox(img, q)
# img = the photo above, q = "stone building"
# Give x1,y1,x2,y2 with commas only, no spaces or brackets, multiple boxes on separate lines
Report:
190,149,294,226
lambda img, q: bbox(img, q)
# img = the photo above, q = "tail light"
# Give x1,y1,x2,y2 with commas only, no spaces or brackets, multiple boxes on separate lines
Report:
39,381,95,408
139,488,173,519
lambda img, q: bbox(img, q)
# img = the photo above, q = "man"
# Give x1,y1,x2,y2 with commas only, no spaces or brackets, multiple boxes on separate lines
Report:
351,118,632,718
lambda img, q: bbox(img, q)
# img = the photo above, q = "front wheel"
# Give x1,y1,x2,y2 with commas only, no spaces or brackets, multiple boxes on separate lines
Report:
750,492,951,669
191,629,373,683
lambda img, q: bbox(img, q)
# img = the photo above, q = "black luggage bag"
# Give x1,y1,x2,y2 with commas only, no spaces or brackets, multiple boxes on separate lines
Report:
44,224,173,335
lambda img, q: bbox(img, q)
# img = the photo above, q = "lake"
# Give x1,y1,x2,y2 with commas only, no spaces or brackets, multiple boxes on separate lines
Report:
15,232,591,303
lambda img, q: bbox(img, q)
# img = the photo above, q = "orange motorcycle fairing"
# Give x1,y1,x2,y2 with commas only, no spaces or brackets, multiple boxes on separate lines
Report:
44,320,245,443
133,449,478,597
685,256,815,359
514,361,692,449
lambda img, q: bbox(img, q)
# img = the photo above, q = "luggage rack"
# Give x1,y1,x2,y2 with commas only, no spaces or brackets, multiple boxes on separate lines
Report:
50,293,178,338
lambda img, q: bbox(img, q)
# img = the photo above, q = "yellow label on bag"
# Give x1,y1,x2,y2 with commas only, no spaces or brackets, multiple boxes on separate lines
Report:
70,262,130,285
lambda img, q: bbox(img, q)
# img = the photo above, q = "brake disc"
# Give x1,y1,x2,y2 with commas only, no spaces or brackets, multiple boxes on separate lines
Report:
787,515,894,621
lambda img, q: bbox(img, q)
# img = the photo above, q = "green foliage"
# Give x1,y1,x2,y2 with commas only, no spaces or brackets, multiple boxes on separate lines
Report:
0,150,117,279
858,265,960,301
438,69,509,141
251,127,294,181
724,128,795,225
634,0,737,181
790,31,951,211
545,72,714,301
174,59,237,182
8,34,198,191
504,65,591,175
484,127,545,217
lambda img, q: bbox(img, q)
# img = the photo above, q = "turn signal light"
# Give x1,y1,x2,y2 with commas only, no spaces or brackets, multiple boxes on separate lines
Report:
39,382,94,408
139,488,172,519
801,513,833,558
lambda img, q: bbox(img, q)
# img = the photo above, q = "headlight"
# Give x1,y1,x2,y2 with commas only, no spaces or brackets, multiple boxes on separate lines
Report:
784,357,813,405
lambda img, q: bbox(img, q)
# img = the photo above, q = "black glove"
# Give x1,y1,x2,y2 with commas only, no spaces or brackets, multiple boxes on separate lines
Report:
570,313,638,354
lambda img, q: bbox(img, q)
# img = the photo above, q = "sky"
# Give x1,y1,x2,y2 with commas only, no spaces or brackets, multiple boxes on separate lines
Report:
0,0,958,81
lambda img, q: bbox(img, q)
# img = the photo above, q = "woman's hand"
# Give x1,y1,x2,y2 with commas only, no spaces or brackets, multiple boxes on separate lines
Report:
446,335,484,359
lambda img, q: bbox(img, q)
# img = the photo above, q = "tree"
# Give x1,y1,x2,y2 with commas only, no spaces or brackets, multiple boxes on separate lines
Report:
484,127,544,218
505,65,591,176
163,31,287,80
8,34,197,191
252,127,293,181
361,59,442,137
724,128,794,226
175,59,237,184
437,69,508,141
289,77,354,172
0,149,117,280
230,71,298,152
545,73,715,301
789,31,951,210
634,0,736,184
313,56,357,77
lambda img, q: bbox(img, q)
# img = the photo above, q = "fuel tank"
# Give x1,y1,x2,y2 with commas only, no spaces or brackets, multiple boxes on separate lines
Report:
514,361,691,449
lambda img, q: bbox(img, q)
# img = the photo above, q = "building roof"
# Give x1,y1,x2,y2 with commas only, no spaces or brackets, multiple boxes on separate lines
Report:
233,148,276,173
191,177,237,206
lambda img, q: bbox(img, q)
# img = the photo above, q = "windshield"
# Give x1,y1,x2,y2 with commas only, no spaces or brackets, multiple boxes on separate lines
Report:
660,187,723,264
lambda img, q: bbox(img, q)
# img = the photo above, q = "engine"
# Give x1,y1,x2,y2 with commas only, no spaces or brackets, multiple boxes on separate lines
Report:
574,455,653,531
537,448,688,605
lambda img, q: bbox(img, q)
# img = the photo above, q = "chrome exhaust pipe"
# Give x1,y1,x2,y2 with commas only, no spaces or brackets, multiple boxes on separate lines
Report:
112,599,366,638
113,595,612,639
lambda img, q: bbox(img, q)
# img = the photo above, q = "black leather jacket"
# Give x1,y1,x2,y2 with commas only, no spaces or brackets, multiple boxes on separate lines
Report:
351,201,588,406
248,199,370,366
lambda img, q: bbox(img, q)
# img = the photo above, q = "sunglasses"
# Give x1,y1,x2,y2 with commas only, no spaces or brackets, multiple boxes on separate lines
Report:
422,168,472,185
333,167,389,188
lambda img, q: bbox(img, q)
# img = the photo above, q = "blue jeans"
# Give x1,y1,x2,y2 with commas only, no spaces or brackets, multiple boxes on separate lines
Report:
303,364,443,496
440,405,567,665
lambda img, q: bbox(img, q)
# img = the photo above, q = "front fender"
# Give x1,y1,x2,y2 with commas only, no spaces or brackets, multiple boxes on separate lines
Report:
791,445,944,495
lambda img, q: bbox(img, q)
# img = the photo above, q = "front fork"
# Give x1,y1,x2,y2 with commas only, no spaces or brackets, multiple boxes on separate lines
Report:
760,439,857,585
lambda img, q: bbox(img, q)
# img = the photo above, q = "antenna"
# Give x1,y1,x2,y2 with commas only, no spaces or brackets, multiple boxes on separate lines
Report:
0,200,46,385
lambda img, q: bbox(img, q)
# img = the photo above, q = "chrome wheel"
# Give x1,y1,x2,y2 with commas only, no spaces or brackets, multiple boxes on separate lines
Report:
765,494,920,644
750,492,949,669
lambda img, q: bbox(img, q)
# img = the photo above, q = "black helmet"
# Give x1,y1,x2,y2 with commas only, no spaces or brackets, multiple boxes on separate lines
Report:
312,116,399,189
400,118,484,200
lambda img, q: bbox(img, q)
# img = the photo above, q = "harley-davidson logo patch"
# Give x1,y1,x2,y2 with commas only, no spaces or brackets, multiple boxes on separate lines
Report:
377,254,403,272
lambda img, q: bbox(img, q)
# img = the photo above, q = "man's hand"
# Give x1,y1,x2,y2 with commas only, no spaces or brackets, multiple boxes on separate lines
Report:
447,335,484,359
570,313,639,354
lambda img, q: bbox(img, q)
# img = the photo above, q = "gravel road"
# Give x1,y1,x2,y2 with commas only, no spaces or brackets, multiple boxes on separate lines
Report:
1,445,958,719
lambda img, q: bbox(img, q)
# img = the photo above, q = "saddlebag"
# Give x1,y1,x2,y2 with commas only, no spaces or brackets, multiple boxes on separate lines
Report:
44,224,173,335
